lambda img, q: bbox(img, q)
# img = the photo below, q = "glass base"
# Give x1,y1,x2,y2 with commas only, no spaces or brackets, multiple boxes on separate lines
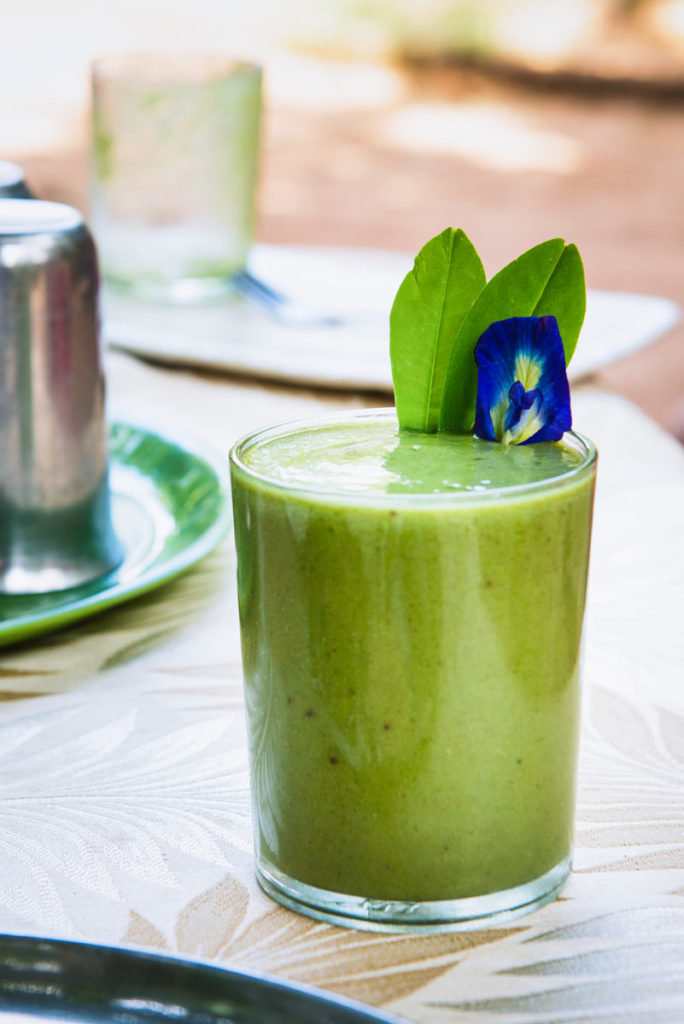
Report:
256,855,572,933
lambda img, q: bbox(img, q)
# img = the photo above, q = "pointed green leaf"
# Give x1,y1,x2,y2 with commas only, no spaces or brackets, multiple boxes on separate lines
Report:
390,227,486,432
439,238,569,432
533,243,586,365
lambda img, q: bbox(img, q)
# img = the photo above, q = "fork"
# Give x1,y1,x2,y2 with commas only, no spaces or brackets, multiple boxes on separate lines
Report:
232,269,345,328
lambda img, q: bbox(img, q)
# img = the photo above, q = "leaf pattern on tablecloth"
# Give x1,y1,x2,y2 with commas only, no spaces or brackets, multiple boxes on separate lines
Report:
125,910,169,950
0,700,251,933
175,874,250,957
583,480,684,715
100,628,188,670
171,881,526,1006
0,666,55,701
0,545,234,692
573,685,684,875
433,907,684,1023
0,841,75,933
232,914,526,1004
155,663,246,710
656,707,684,768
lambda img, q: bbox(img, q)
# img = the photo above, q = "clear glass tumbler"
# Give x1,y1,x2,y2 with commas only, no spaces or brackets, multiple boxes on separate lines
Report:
230,409,597,932
90,54,262,302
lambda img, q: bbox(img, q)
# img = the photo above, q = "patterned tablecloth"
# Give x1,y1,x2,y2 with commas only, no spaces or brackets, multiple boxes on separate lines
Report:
0,350,683,1023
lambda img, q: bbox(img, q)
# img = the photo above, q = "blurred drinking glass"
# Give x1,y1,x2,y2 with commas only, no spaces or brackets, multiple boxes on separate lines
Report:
90,54,262,303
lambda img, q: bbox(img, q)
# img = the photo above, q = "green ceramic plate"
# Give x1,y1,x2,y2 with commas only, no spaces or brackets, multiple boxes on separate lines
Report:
0,421,232,648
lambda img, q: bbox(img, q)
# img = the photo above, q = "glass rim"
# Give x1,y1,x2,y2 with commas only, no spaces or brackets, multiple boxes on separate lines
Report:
229,407,598,508
91,53,262,83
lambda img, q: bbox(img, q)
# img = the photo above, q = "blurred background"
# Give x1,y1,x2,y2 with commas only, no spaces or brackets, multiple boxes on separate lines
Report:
4,0,684,440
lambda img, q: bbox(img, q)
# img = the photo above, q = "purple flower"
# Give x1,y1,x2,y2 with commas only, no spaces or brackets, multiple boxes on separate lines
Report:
474,316,572,445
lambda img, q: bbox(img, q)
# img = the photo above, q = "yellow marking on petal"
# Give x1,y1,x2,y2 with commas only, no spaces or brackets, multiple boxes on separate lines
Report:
490,393,510,440
515,411,545,443
504,399,545,445
514,352,542,390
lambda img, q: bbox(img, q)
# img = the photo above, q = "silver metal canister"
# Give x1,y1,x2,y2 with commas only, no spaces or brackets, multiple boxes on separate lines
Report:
0,162,32,199
0,198,123,593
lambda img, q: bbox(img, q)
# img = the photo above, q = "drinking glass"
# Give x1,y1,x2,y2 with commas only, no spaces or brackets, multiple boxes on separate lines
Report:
90,54,262,302
230,409,597,932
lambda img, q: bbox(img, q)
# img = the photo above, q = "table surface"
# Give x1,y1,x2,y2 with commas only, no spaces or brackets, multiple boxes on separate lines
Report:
1,346,683,1024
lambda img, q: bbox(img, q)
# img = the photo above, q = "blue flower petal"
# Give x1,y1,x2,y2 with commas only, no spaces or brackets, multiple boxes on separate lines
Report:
474,316,572,445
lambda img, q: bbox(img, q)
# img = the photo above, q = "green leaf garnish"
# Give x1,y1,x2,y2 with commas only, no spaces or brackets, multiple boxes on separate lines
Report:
441,237,576,431
389,227,486,433
390,229,586,435
531,242,585,366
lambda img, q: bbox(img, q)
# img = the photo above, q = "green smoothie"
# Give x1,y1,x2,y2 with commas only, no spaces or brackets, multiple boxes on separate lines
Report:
230,409,596,925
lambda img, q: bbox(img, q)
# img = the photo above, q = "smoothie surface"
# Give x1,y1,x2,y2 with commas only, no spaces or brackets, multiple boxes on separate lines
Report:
241,417,588,497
